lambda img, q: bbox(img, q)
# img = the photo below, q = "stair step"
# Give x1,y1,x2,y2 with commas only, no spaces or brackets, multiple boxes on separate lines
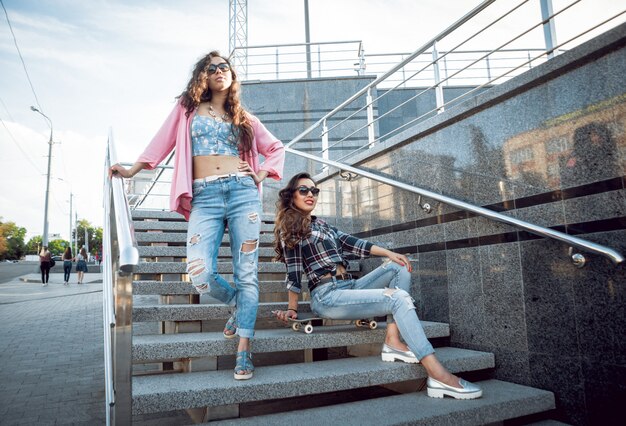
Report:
132,321,450,361
133,280,287,295
133,260,360,275
134,261,287,275
135,232,275,244
131,209,275,223
137,246,276,258
132,349,495,415
132,301,312,322
133,221,275,233
209,380,555,426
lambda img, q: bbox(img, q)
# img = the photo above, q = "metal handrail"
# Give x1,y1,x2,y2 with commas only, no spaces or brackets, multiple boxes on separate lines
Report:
287,147,624,265
286,0,625,155
231,40,364,80
284,0,497,149
103,128,138,425
122,151,174,210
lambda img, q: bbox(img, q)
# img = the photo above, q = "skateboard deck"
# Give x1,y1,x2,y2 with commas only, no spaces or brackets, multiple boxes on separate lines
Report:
286,314,378,334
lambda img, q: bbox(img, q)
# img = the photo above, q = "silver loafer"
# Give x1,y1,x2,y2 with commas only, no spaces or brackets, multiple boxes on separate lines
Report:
381,343,419,364
426,377,483,399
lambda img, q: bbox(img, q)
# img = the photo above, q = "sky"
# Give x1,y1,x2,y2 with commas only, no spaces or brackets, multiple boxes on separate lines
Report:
0,0,623,242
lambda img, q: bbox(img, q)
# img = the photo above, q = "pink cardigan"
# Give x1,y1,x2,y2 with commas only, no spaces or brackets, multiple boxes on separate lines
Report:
136,101,285,220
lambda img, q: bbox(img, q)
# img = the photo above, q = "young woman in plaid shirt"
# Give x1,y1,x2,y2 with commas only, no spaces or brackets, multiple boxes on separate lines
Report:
273,172,482,400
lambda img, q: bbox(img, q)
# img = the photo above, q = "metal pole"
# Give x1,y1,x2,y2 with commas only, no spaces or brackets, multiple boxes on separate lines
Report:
432,42,445,113
75,211,78,255
540,0,558,58
69,192,73,249
30,106,53,246
304,0,312,78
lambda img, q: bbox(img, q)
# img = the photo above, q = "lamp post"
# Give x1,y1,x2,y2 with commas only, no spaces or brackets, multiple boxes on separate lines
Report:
30,106,53,247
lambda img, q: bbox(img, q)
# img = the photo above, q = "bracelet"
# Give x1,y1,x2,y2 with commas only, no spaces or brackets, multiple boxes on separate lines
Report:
287,308,298,313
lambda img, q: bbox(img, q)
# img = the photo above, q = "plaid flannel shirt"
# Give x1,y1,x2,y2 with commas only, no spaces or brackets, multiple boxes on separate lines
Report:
281,217,373,293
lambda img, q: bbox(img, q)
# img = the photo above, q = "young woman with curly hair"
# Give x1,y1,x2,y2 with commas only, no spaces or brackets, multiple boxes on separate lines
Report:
110,51,285,380
273,173,482,400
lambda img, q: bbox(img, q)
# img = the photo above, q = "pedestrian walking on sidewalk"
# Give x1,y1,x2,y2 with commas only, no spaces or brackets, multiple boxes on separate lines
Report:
39,246,52,286
109,50,285,381
76,247,88,284
273,173,482,400
62,247,74,285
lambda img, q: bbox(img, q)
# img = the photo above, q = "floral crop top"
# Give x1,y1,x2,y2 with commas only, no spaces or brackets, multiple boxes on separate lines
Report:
191,114,240,157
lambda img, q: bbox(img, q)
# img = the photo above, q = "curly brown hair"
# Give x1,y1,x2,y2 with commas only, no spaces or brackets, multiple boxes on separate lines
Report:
273,173,316,263
178,51,254,153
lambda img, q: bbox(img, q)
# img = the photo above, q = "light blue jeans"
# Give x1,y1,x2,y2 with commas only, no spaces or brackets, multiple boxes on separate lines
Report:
311,261,435,360
187,175,261,339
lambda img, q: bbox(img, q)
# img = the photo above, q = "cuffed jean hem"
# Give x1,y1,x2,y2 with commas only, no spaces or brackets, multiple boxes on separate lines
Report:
237,328,255,339
417,347,436,361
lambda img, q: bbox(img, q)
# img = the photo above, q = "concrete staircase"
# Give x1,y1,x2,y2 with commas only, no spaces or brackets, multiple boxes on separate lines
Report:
130,209,556,424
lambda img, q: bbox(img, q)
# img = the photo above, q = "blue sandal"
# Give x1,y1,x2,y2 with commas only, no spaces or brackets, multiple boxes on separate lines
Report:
223,312,237,339
234,351,254,380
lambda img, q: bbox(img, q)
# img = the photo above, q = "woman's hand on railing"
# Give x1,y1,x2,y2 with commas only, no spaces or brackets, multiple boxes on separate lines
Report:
109,163,133,179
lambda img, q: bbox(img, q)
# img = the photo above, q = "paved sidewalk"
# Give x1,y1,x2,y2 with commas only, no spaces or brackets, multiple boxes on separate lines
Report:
0,273,106,425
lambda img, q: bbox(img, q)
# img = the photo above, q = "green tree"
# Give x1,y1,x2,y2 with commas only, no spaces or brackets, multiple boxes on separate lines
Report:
0,219,27,260
48,239,69,256
73,219,103,254
26,235,42,255
25,236,71,257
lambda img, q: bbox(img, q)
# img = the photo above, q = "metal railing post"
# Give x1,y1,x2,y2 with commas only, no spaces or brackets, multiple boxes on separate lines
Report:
432,42,445,113
321,119,329,171
541,0,558,58
275,48,279,80
366,88,375,147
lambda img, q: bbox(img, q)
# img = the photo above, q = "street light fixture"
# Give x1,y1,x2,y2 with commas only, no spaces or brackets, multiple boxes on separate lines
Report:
30,106,53,247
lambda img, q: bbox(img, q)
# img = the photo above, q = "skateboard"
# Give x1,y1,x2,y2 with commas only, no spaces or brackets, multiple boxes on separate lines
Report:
286,314,378,334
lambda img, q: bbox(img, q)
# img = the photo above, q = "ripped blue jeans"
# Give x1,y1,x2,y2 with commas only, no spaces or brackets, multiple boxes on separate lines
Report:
311,260,435,360
187,175,261,339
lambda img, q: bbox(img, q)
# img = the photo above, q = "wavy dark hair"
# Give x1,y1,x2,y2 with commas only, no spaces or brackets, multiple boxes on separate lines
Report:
273,172,316,263
63,247,72,260
178,51,254,153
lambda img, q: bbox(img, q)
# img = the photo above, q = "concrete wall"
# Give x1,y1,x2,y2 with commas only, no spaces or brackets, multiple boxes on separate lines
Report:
240,23,625,425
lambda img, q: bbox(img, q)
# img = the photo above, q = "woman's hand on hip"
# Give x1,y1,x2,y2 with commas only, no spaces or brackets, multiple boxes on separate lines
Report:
238,161,267,184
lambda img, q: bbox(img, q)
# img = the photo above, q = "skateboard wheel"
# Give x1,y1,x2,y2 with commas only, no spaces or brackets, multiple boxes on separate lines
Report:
369,321,378,330
304,324,313,334
356,320,364,327
292,323,300,331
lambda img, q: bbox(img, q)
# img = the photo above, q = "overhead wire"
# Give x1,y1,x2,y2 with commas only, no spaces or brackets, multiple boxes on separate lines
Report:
0,115,43,174
0,0,45,112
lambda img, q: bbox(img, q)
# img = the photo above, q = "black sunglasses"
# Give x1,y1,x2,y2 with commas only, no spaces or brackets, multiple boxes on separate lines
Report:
295,186,320,197
207,63,231,75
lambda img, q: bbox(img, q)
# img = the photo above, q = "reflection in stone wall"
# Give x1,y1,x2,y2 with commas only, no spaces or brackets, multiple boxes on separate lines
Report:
503,94,626,190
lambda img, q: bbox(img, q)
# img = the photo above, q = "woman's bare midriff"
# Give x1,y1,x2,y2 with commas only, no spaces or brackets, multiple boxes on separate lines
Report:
193,155,240,179
319,265,347,280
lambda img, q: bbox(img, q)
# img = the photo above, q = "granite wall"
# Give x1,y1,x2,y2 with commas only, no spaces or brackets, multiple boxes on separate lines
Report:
313,25,626,425
240,23,626,425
